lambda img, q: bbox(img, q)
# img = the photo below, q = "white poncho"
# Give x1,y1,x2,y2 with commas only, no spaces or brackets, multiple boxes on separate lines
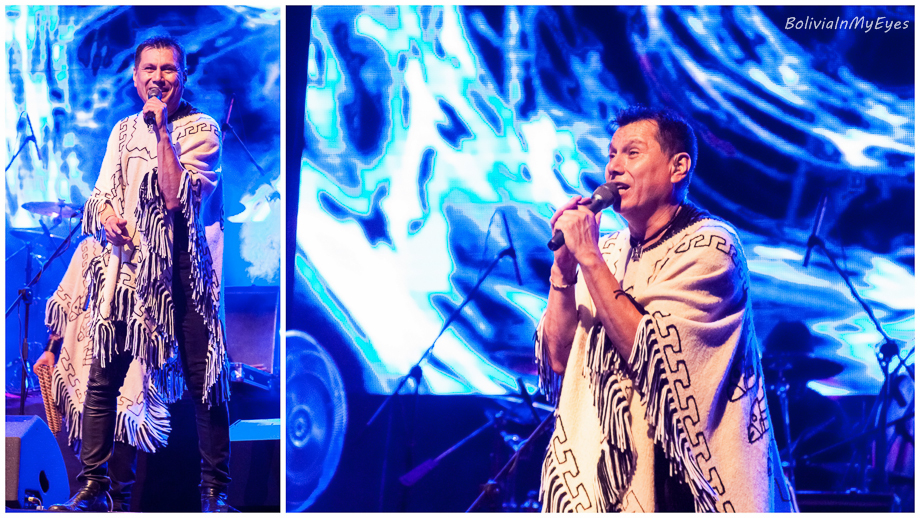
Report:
45,237,171,452
82,103,229,405
536,208,797,512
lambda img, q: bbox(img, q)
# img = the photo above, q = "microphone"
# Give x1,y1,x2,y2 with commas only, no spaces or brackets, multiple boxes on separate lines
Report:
803,195,828,268
144,86,162,127
500,208,523,286
25,113,43,166
547,182,620,251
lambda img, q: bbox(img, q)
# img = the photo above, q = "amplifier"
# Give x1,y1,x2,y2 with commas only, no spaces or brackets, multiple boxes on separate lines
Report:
229,362,273,390
225,286,279,389
6,415,69,509
795,491,898,512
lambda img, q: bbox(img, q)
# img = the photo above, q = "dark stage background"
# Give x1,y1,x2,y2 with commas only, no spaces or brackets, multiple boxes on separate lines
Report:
289,5,914,513
4,5,281,512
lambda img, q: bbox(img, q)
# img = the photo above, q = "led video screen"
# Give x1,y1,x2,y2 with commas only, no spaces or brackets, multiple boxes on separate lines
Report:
5,5,280,388
295,5,913,398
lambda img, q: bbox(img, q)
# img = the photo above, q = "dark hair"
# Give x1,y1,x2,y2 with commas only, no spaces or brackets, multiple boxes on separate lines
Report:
134,36,187,81
612,105,697,199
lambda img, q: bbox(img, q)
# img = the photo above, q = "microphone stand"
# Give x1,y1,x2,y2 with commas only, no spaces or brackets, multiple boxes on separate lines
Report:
467,412,554,512
6,111,42,172
363,246,515,430
6,215,83,415
398,379,544,489
398,417,497,488
5,135,38,172
803,234,903,492
359,245,516,511
220,95,268,177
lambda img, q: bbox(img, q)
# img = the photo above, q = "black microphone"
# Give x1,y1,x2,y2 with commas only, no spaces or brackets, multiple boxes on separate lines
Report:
25,113,43,166
144,86,162,127
803,195,828,268
500,208,524,287
547,181,620,251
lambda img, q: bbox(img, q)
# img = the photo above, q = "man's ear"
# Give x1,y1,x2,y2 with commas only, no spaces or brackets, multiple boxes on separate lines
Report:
670,152,691,185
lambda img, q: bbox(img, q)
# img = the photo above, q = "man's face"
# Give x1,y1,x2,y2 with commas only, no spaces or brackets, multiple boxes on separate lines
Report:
605,119,678,221
133,46,184,115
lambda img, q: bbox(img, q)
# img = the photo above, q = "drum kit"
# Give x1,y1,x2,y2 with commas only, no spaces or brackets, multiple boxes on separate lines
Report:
753,195,916,506
458,349,904,511
6,199,85,414
762,350,844,489
393,389,553,513
762,344,914,511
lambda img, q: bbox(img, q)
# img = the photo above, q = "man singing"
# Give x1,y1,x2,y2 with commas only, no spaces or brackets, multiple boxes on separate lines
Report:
48,36,233,512
536,106,797,512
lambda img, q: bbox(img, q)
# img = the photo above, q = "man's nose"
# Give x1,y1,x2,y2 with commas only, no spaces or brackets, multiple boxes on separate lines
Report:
606,156,625,177
152,68,165,82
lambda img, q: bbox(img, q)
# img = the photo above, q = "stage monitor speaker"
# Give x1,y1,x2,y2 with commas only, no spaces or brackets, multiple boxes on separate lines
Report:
796,491,898,512
5,415,69,509
228,419,280,511
225,286,280,376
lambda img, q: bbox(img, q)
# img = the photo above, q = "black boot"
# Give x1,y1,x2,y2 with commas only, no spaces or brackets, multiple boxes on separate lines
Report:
200,487,238,512
109,441,138,512
47,480,113,512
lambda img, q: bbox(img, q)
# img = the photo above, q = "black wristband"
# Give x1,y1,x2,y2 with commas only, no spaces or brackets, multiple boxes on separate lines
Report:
44,336,63,356
614,289,648,315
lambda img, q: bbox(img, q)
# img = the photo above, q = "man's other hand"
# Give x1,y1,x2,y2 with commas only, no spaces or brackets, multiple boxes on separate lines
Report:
104,215,131,246
33,351,56,373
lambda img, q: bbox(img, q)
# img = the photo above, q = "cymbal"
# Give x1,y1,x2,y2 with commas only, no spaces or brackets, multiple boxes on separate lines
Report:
21,201,82,218
763,353,844,383
483,394,552,425
9,228,47,242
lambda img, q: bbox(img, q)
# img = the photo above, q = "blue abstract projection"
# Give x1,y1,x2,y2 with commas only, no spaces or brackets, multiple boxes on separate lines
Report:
4,5,281,286
297,6,913,397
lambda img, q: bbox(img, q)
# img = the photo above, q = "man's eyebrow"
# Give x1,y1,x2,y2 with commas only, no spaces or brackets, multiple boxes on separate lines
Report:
610,138,647,151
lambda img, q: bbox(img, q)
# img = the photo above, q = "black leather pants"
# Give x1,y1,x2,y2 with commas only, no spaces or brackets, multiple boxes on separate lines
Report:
173,212,231,491
78,322,133,489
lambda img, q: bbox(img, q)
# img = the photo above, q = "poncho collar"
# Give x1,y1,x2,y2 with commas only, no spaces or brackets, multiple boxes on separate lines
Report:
629,202,714,258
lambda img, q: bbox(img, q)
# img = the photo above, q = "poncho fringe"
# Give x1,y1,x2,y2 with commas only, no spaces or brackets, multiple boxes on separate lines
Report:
533,322,562,407
537,311,721,512
628,314,719,512
45,298,68,336
178,169,230,406
86,252,137,367
50,367,172,454
584,324,635,511
45,239,172,453
83,196,110,244
535,318,637,512
131,166,229,406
